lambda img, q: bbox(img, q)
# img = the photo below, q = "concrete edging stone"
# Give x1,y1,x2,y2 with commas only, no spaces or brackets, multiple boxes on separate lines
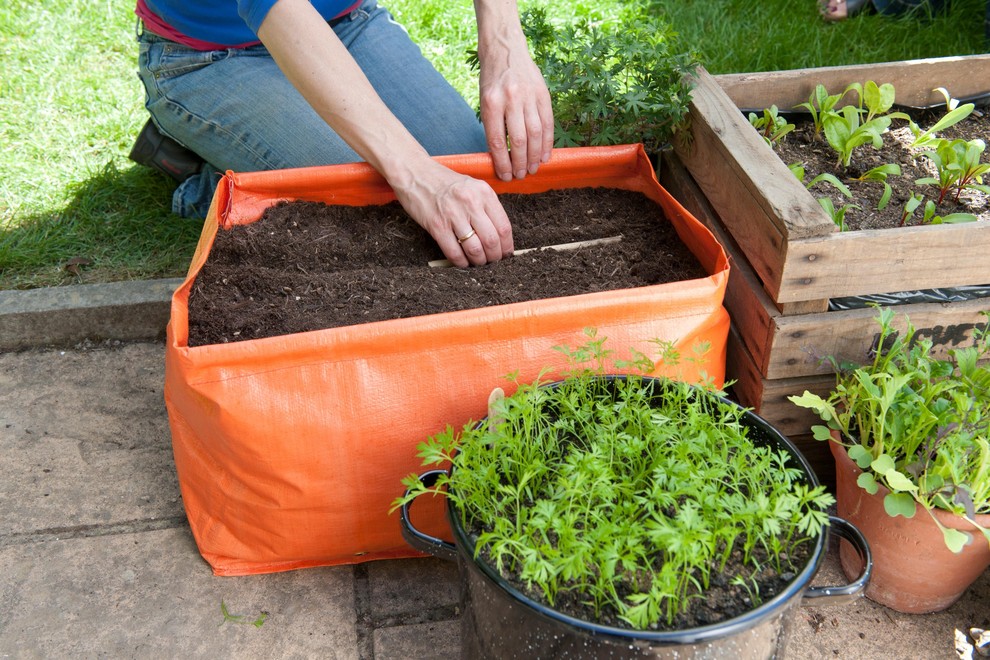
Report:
0,278,183,351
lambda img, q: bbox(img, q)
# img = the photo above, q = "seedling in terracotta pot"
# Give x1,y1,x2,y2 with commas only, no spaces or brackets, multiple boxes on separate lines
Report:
789,307,990,552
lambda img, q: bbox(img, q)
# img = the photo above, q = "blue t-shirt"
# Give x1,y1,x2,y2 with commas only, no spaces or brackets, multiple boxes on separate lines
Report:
141,0,357,47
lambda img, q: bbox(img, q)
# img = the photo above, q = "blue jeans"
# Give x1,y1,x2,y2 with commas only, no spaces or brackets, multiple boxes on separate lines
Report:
136,0,487,218
872,0,948,15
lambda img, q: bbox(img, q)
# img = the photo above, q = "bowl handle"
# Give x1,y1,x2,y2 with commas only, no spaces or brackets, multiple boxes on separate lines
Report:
802,515,872,607
399,469,458,562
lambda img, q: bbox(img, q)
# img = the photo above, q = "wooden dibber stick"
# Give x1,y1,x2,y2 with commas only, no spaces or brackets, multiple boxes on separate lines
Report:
487,387,505,431
428,235,624,268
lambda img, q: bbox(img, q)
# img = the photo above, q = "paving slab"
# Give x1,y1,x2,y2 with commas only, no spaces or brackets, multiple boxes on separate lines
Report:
1,342,179,535
0,341,362,659
374,620,461,659
366,558,459,623
0,528,358,659
790,544,989,659
0,328,986,659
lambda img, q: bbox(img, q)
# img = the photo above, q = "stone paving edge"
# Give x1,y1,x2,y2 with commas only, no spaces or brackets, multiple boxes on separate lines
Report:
0,278,182,351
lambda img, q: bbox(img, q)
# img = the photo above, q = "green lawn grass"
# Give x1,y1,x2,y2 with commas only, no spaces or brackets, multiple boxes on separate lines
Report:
1,0,986,289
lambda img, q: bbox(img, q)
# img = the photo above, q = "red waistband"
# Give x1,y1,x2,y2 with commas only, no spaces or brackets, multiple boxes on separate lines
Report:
135,0,361,51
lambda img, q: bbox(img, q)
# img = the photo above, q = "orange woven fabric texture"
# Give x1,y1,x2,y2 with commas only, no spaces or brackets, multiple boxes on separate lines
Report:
165,145,731,576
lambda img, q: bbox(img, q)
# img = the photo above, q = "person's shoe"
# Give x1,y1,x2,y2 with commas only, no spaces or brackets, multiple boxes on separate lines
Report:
128,119,204,182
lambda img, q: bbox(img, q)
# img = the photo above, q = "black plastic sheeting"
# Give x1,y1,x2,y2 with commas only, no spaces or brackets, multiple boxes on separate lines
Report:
829,286,990,311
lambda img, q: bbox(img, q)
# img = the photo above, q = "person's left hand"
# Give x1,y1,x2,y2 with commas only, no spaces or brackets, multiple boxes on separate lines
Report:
478,41,554,182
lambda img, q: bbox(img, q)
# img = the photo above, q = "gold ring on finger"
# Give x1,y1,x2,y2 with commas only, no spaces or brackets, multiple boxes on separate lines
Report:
457,229,477,244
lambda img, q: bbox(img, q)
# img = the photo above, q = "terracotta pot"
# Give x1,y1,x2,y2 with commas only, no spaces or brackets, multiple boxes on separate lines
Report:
830,436,990,613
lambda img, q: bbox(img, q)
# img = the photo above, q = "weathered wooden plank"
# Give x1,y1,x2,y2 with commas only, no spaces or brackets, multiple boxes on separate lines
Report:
726,326,833,437
660,153,777,374
674,69,835,304
779,300,829,315
767,297,990,379
731,320,836,486
729,329,835,483
779,223,990,303
715,55,990,111
669,152,990,382
675,58,990,306
726,324,769,410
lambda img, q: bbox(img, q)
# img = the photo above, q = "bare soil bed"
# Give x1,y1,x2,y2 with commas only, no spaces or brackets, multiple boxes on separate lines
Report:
187,187,707,347
774,106,990,231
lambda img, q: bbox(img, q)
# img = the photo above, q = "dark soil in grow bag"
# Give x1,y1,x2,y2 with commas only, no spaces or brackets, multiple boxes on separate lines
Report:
187,187,708,346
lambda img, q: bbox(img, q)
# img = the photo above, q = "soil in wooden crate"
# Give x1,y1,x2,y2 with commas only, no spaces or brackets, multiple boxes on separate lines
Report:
773,107,990,231
187,188,708,346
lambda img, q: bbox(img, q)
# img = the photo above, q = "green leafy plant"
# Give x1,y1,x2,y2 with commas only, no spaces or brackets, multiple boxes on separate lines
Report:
515,7,698,154
396,331,834,631
919,199,977,225
817,196,859,231
748,105,795,147
916,138,990,204
219,600,268,628
823,105,893,169
899,192,925,226
908,88,975,150
852,163,902,211
789,308,990,553
794,83,859,137
859,81,910,124
789,162,852,198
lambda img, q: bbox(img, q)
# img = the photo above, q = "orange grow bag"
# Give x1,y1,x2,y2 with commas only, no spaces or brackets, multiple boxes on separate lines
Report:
164,144,730,576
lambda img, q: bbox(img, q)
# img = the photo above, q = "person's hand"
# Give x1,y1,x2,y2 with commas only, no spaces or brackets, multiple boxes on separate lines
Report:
476,21,554,182
258,0,518,267
392,160,513,268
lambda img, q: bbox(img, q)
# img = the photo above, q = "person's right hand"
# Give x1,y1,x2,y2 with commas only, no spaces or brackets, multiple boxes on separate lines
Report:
391,159,514,268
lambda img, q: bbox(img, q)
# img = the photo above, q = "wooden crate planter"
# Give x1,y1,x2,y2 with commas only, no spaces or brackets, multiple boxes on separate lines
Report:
677,57,990,307
662,57,990,482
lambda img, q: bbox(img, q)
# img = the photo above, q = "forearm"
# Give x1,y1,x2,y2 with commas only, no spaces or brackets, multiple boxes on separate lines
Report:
473,0,528,62
472,0,553,180
257,0,515,268
257,0,435,191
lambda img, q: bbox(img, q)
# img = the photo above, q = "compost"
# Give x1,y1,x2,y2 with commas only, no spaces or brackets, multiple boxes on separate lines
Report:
188,187,708,346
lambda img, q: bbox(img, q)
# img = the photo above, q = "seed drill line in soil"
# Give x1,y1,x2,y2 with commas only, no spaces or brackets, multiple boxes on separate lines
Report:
427,235,625,268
